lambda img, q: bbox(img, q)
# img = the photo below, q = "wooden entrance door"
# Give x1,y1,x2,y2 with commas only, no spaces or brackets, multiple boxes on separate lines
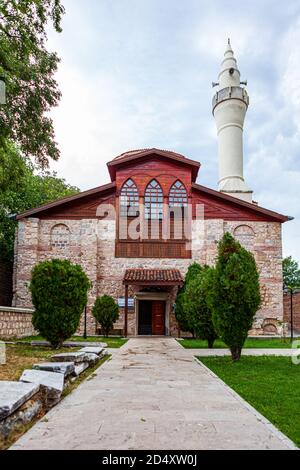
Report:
151,301,165,335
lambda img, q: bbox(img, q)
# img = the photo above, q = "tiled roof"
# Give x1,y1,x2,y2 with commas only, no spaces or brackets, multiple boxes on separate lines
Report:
123,268,183,285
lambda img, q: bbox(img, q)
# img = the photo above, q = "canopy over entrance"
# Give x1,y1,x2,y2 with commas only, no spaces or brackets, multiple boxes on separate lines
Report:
122,268,184,336
123,268,184,286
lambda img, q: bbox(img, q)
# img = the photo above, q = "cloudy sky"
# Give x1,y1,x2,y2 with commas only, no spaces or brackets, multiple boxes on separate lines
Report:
47,0,300,262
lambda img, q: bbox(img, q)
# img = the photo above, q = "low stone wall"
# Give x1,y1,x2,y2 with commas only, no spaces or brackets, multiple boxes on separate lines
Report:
283,292,300,332
0,307,35,338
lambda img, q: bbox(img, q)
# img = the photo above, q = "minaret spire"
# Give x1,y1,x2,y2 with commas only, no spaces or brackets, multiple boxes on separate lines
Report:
212,40,253,203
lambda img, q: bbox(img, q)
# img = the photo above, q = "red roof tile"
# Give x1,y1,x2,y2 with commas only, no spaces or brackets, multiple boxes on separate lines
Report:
113,148,187,161
123,268,183,285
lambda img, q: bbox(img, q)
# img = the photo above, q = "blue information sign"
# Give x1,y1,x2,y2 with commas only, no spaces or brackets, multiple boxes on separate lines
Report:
117,297,134,309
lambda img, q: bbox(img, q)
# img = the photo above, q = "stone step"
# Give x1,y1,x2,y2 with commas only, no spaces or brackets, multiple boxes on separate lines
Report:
0,381,40,420
51,351,102,364
78,346,104,356
20,369,64,393
30,341,107,348
63,341,107,348
20,369,64,409
84,352,101,365
73,362,89,377
51,351,89,363
33,362,75,377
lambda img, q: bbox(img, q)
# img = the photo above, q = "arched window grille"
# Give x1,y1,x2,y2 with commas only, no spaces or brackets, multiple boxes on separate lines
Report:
145,179,163,220
120,179,139,217
169,180,188,207
51,224,70,249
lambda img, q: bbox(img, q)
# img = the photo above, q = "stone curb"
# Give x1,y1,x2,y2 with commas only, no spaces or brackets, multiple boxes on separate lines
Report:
194,357,298,451
184,348,296,356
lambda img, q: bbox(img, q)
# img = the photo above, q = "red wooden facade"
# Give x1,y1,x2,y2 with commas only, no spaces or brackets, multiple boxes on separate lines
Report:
17,148,289,256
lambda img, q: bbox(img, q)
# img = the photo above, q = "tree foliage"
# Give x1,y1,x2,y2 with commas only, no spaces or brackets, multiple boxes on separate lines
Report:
0,143,79,261
92,295,119,337
283,256,300,292
209,232,261,361
185,266,217,348
0,0,65,166
30,259,91,348
175,262,202,335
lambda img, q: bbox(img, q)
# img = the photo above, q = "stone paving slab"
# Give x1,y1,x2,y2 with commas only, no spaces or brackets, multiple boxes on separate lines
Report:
20,370,64,393
11,338,297,450
0,381,40,420
183,348,296,356
73,362,89,377
20,369,64,409
79,347,104,355
30,341,107,348
51,351,89,363
33,362,75,376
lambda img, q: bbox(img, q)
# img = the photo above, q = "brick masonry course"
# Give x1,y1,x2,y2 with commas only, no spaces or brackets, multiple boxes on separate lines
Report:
0,307,35,338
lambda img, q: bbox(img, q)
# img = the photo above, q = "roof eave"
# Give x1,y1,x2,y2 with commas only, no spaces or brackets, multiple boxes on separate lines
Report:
122,280,184,286
192,183,290,223
16,182,116,220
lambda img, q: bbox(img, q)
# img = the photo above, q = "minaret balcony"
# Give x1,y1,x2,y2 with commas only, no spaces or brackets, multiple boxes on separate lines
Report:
212,86,249,113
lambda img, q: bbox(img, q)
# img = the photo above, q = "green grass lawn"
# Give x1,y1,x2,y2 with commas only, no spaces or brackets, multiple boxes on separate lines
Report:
2,335,128,348
0,343,81,381
177,337,292,349
199,356,300,448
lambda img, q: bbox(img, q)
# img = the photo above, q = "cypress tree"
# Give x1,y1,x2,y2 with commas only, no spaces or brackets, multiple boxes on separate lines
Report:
209,232,261,361
185,266,218,348
175,262,202,335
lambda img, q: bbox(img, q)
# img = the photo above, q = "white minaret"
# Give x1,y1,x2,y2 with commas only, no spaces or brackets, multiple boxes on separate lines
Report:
212,39,253,202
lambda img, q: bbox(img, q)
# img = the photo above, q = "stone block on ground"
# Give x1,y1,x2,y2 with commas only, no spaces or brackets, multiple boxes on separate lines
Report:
51,351,88,363
78,346,104,355
63,341,107,348
84,352,101,365
30,341,107,348
0,398,43,440
20,369,64,409
0,381,40,420
72,362,89,377
33,362,75,377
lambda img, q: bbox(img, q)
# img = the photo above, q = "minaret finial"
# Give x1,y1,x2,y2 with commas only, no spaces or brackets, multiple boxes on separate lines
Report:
228,37,230,45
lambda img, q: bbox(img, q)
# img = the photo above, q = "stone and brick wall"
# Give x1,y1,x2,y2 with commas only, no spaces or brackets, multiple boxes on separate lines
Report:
12,216,286,337
224,221,286,336
283,291,300,332
0,307,35,338
0,260,13,306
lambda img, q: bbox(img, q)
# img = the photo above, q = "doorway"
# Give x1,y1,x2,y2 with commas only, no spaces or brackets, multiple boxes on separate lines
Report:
138,300,165,335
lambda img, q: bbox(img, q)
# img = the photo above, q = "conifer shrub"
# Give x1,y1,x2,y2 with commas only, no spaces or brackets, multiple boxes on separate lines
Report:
209,232,261,361
92,294,119,337
30,259,91,348
175,262,203,335
185,266,217,348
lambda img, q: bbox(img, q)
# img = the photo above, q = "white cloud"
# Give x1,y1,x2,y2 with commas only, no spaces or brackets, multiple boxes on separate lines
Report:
46,0,300,263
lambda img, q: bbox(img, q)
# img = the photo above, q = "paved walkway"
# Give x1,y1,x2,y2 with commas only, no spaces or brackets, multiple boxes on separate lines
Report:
12,338,295,450
184,348,297,356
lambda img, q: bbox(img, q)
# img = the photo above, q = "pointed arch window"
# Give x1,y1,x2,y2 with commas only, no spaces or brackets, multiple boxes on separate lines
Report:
120,179,139,217
169,180,188,207
145,179,163,220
